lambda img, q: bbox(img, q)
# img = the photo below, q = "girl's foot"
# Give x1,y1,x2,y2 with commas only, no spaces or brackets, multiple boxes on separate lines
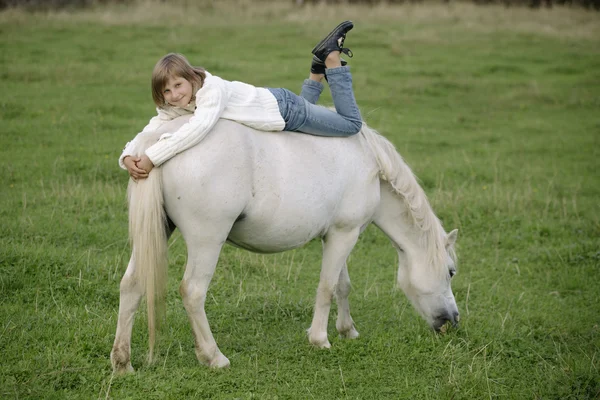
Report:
311,21,354,63
324,51,342,69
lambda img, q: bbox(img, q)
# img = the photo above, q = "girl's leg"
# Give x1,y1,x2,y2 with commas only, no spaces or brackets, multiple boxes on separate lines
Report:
323,52,362,128
300,55,347,105
299,79,324,105
299,21,361,136
301,20,351,107
303,64,362,136
269,21,361,137
270,70,362,138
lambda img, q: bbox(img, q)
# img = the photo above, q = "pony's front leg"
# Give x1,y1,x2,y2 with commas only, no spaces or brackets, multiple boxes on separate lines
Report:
308,228,360,348
335,264,360,339
111,257,142,373
180,243,230,368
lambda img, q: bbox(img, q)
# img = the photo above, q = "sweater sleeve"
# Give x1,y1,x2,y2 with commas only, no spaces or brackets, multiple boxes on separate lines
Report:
145,76,228,167
118,108,174,170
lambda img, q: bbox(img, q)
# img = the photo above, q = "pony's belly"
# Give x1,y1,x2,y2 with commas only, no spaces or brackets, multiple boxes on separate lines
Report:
227,214,326,253
225,235,312,254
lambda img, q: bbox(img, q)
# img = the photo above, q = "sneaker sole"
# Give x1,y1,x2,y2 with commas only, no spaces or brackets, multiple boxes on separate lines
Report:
311,21,354,60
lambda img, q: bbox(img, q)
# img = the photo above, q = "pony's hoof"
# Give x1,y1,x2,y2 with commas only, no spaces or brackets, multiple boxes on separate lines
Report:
112,361,134,374
340,327,360,339
110,350,134,374
209,353,230,369
313,339,331,349
308,330,331,348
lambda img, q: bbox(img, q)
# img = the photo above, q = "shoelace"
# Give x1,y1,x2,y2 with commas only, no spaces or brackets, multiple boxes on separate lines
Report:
337,35,353,58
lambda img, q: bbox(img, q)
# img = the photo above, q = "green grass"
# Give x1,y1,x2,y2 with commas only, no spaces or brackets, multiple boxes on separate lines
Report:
1,2,599,398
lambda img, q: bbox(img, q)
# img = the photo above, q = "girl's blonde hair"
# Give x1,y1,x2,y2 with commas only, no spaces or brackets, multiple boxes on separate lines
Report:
151,53,206,109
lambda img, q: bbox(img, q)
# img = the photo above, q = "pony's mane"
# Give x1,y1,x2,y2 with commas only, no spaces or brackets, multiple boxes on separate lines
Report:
359,123,451,274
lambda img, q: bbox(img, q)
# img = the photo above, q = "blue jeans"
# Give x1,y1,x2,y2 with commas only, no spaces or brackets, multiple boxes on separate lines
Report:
268,66,362,137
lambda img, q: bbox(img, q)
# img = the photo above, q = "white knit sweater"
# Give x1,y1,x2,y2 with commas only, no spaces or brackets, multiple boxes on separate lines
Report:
119,71,285,168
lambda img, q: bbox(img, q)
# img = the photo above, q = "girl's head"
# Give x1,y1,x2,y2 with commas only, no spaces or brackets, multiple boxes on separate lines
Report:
151,53,206,109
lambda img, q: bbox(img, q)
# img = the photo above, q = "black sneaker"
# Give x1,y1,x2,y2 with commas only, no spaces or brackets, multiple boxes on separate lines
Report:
310,55,348,75
311,20,354,63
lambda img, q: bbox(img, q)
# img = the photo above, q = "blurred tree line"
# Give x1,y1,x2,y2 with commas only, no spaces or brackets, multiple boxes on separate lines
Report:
1,0,598,11
0,0,107,9
296,0,599,9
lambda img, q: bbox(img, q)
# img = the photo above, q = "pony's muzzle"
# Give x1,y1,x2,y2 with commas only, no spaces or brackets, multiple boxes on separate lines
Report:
433,311,460,333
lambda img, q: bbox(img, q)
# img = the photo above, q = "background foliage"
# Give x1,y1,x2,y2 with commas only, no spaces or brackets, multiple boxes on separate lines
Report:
0,2,599,399
1,0,600,11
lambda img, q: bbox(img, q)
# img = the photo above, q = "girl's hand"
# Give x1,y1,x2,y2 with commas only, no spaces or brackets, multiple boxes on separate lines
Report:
137,155,155,175
123,156,149,180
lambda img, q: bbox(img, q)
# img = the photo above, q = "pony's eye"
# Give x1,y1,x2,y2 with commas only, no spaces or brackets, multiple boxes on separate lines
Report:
449,270,456,278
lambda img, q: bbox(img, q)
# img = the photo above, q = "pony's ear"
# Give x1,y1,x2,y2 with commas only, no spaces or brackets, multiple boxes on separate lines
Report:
446,229,458,248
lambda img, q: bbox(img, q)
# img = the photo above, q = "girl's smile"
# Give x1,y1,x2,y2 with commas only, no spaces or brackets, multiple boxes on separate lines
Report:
163,76,193,107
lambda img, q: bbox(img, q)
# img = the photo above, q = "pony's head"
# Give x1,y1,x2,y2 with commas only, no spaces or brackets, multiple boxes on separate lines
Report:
396,228,459,332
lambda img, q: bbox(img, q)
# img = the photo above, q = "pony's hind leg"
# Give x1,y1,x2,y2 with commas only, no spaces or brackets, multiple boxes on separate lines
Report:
335,264,360,339
111,257,142,373
308,228,360,348
180,241,230,368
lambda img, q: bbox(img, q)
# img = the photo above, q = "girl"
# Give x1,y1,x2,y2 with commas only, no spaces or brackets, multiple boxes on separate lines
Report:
121,21,361,180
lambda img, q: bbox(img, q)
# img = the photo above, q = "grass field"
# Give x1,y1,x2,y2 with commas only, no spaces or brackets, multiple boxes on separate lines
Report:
1,1,599,398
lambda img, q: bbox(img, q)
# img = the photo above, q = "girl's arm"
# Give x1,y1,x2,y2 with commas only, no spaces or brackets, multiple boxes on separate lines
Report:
118,110,174,170
144,76,228,167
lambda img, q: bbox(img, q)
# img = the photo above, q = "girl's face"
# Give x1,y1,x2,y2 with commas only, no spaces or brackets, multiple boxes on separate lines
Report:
163,75,194,107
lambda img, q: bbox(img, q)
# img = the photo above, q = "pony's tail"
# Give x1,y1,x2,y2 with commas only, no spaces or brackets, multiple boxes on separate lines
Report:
359,123,438,233
127,169,168,363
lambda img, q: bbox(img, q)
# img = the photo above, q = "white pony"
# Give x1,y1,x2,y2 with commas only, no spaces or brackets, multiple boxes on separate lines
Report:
111,115,459,372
